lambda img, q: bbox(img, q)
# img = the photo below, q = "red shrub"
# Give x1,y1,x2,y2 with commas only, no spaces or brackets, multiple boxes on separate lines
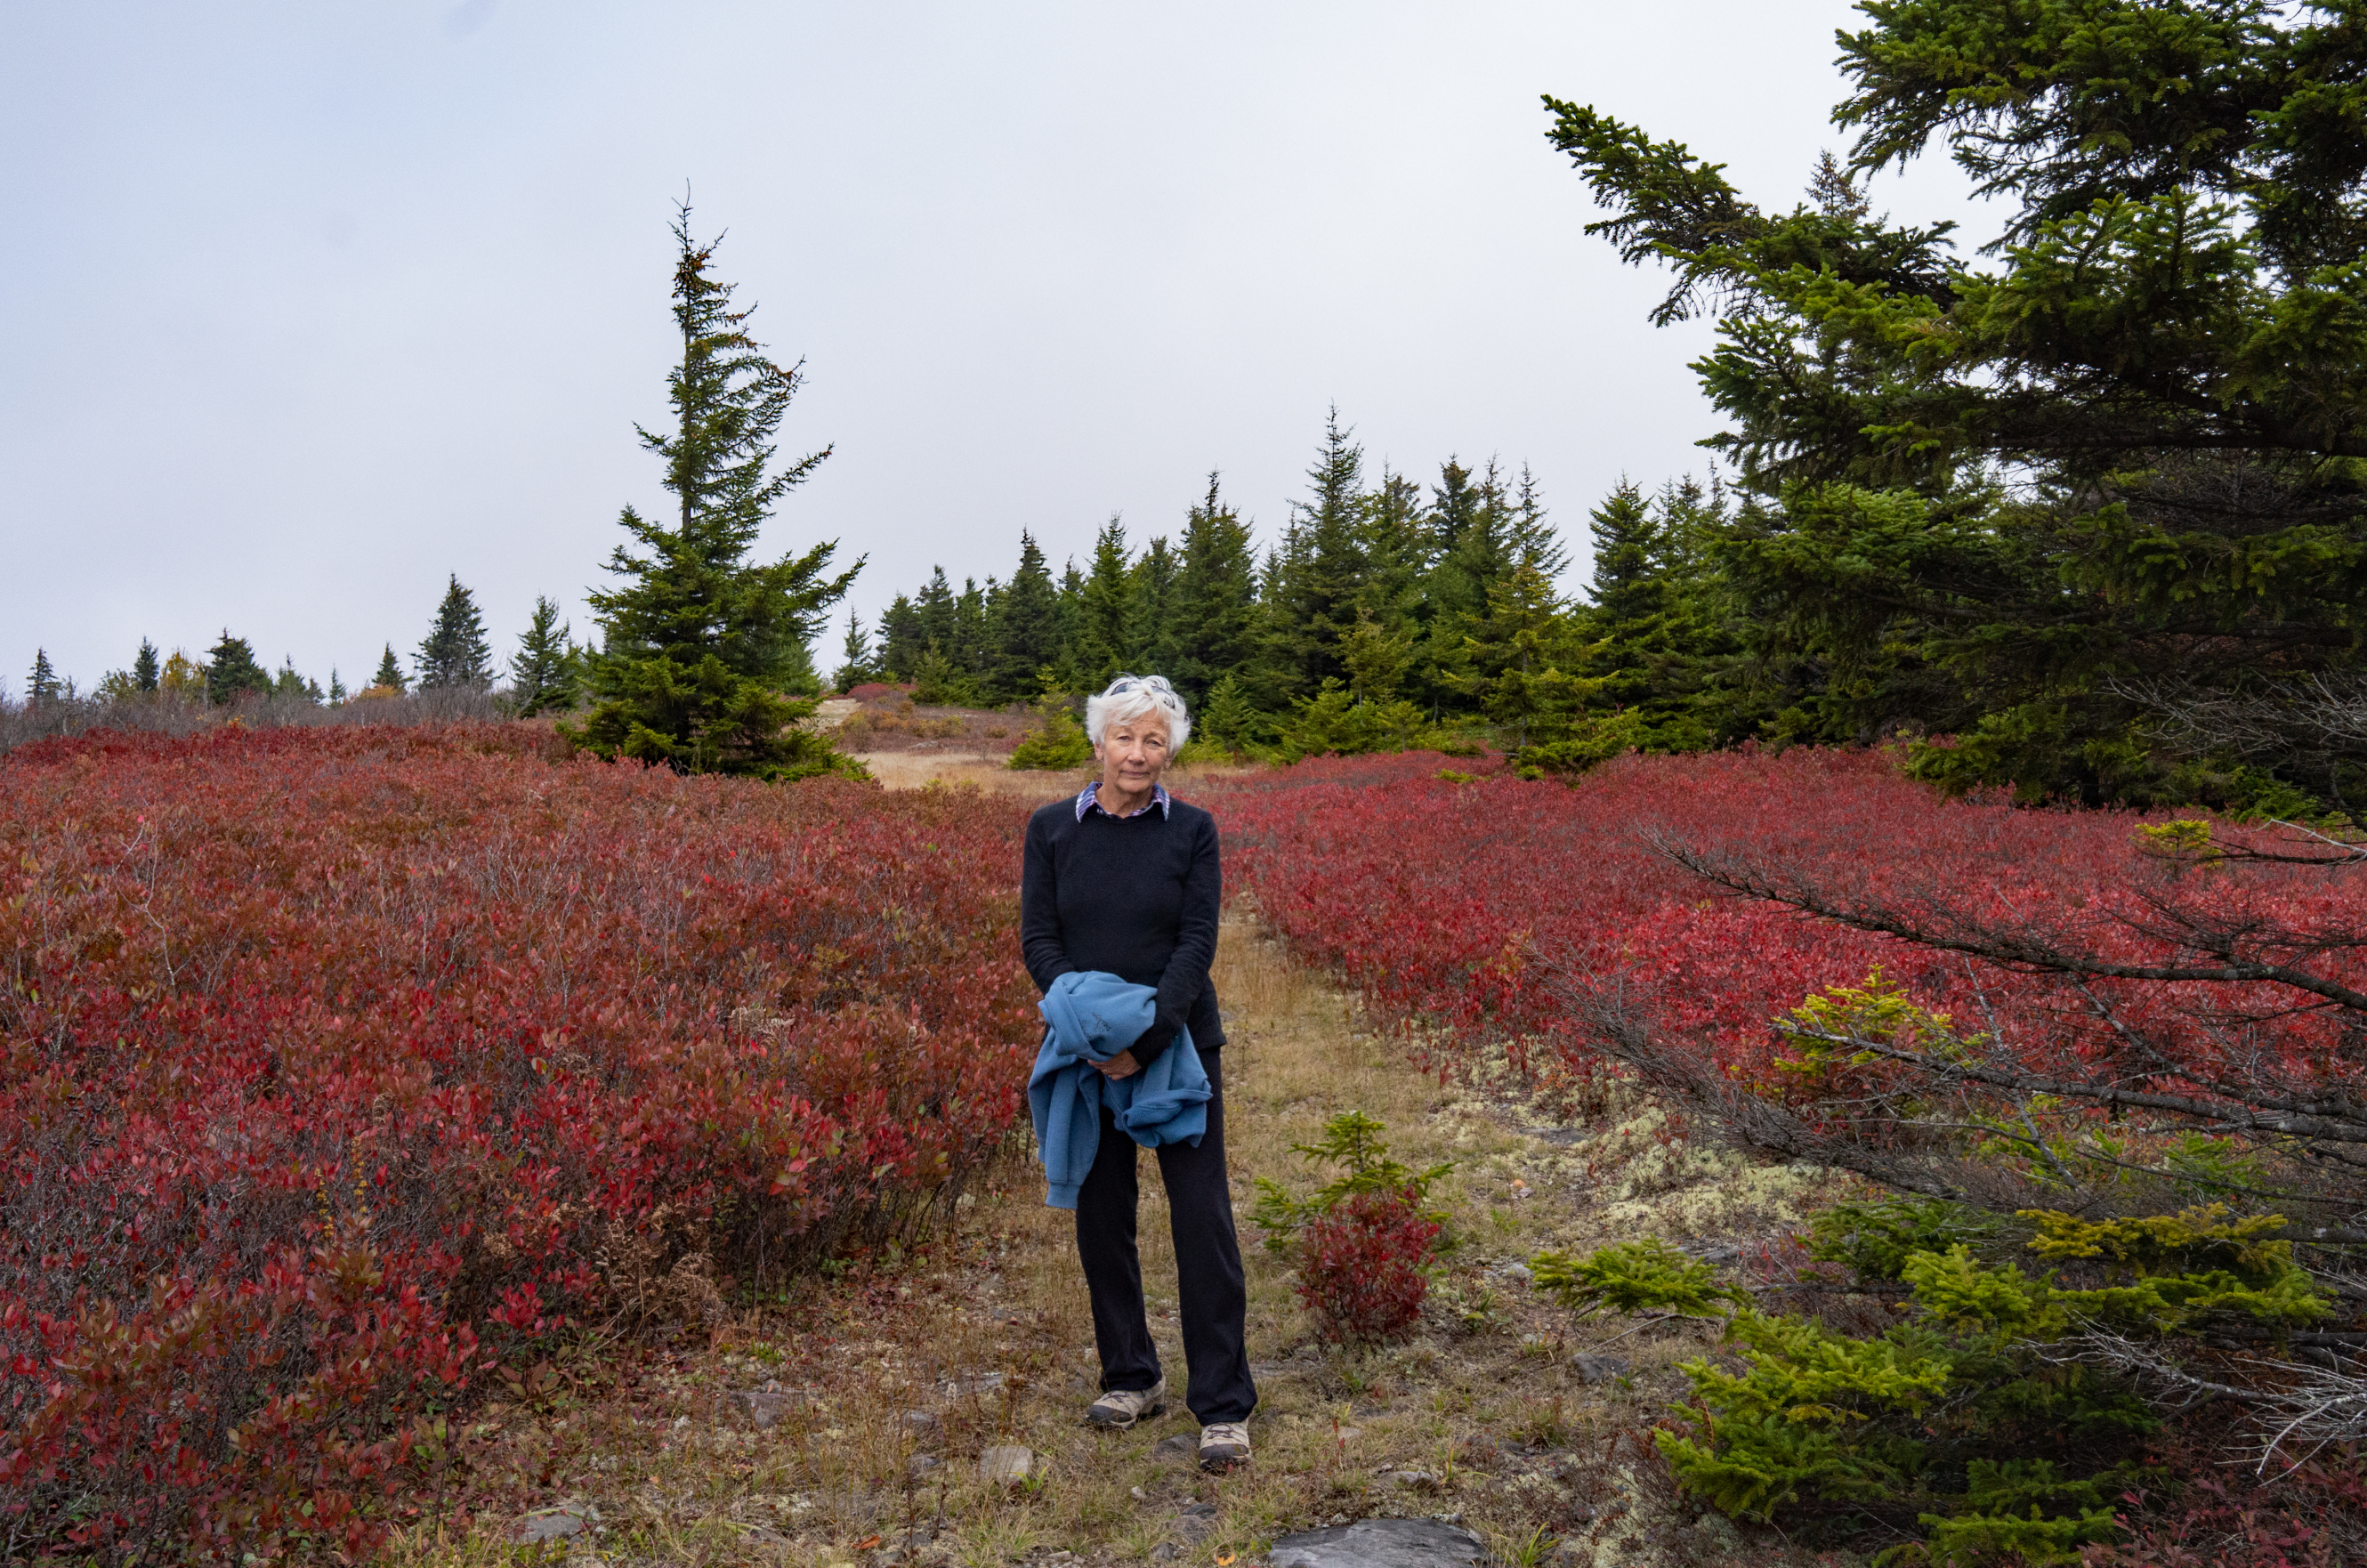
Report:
1293,1188,1442,1346
1208,748,2365,1136
0,723,1038,1558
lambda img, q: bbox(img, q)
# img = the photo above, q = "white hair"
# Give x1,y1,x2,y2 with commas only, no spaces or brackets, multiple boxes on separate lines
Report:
1085,674,1192,751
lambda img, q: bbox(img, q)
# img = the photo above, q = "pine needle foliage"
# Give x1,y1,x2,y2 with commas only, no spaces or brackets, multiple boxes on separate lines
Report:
564,202,864,782
415,574,495,691
1248,1111,1454,1254
1532,1197,2333,1561
509,595,578,716
202,631,270,707
1006,699,1092,771
371,644,406,693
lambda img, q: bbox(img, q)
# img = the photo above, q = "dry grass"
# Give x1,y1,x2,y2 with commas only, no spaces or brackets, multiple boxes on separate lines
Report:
383,919,1857,1568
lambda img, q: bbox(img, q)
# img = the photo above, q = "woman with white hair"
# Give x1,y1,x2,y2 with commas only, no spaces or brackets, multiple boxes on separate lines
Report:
1019,674,1256,1470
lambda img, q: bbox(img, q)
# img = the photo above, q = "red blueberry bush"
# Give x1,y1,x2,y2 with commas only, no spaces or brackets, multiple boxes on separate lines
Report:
1293,1189,1442,1346
1213,749,2367,1200
1215,748,2367,1547
0,723,1038,1559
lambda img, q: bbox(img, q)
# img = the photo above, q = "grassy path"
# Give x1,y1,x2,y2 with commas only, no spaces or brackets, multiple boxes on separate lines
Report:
392,917,1845,1568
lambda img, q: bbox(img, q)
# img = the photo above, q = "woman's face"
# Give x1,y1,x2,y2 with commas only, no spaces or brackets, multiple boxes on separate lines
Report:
1096,711,1171,795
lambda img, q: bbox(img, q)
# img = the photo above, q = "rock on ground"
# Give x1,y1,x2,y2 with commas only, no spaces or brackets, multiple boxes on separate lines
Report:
979,1443,1034,1484
516,1506,595,1543
1267,1516,1487,1567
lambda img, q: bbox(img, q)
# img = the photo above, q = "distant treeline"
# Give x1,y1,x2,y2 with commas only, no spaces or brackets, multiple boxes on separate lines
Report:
851,412,1734,772
21,575,584,721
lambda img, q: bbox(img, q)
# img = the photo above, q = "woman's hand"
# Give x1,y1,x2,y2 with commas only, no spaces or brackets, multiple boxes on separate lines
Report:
1094,1048,1141,1080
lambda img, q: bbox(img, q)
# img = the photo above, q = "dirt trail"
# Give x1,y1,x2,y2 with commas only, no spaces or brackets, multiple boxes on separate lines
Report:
390,917,1846,1568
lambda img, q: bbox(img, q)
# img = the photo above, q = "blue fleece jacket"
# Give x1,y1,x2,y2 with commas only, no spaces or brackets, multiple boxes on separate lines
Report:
1029,970,1210,1208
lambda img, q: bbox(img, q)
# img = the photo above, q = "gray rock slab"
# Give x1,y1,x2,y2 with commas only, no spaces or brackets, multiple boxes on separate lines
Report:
1151,1432,1198,1462
517,1507,594,1543
1172,1501,1220,1541
1269,1517,1486,1567
1571,1352,1630,1385
979,1443,1034,1484
726,1388,793,1427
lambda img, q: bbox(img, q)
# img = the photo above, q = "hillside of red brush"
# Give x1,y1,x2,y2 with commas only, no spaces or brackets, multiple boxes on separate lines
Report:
0,724,1037,1559
1211,748,2364,1119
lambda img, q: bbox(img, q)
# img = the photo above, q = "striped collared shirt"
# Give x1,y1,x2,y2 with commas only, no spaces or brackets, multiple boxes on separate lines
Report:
1074,781,1172,821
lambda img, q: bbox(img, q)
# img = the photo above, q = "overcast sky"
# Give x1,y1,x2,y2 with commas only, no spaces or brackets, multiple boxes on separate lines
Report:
0,1,1997,695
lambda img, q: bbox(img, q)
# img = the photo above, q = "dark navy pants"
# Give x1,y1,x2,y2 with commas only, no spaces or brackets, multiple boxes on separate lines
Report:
1073,1051,1256,1424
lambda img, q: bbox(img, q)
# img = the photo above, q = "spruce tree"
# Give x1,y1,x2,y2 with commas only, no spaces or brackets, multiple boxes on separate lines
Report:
511,595,578,715
204,631,271,705
1507,465,1568,579
1262,410,1369,703
371,644,407,693
1575,480,1731,750
952,578,994,690
1585,482,1666,628
877,594,925,681
1076,516,1135,687
1171,474,1260,706
568,204,862,781
1129,535,1182,678
916,568,958,658
416,574,495,690
1199,672,1256,749
1429,457,1482,561
992,532,1062,700
1458,562,1597,759
327,668,348,704
1548,2,2367,804
272,657,324,703
1054,559,1089,685
26,648,61,705
832,613,879,693
133,639,160,692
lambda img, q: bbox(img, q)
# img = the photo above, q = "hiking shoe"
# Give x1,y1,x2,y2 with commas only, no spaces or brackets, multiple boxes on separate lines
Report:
1086,1378,1167,1429
1198,1420,1251,1471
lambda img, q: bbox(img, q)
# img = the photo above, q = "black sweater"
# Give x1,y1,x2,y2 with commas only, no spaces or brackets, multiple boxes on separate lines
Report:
1020,794,1224,1068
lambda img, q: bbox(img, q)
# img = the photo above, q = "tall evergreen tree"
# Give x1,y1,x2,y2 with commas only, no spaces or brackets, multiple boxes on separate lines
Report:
916,568,958,658
416,574,496,690
511,595,578,715
1507,464,1568,580
25,648,61,704
1584,481,1666,628
1170,474,1260,706
568,204,861,780
1075,516,1135,688
1547,2,2367,804
273,657,325,704
991,532,1062,700
832,612,878,693
1054,559,1089,685
371,644,407,693
1417,457,1516,706
877,594,925,681
1428,457,1483,562
204,631,271,705
952,577,994,687
1459,562,1597,758
1262,409,1369,703
327,668,348,704
132,639,159,692
1129,535,1182,677
1574,480,1733,749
